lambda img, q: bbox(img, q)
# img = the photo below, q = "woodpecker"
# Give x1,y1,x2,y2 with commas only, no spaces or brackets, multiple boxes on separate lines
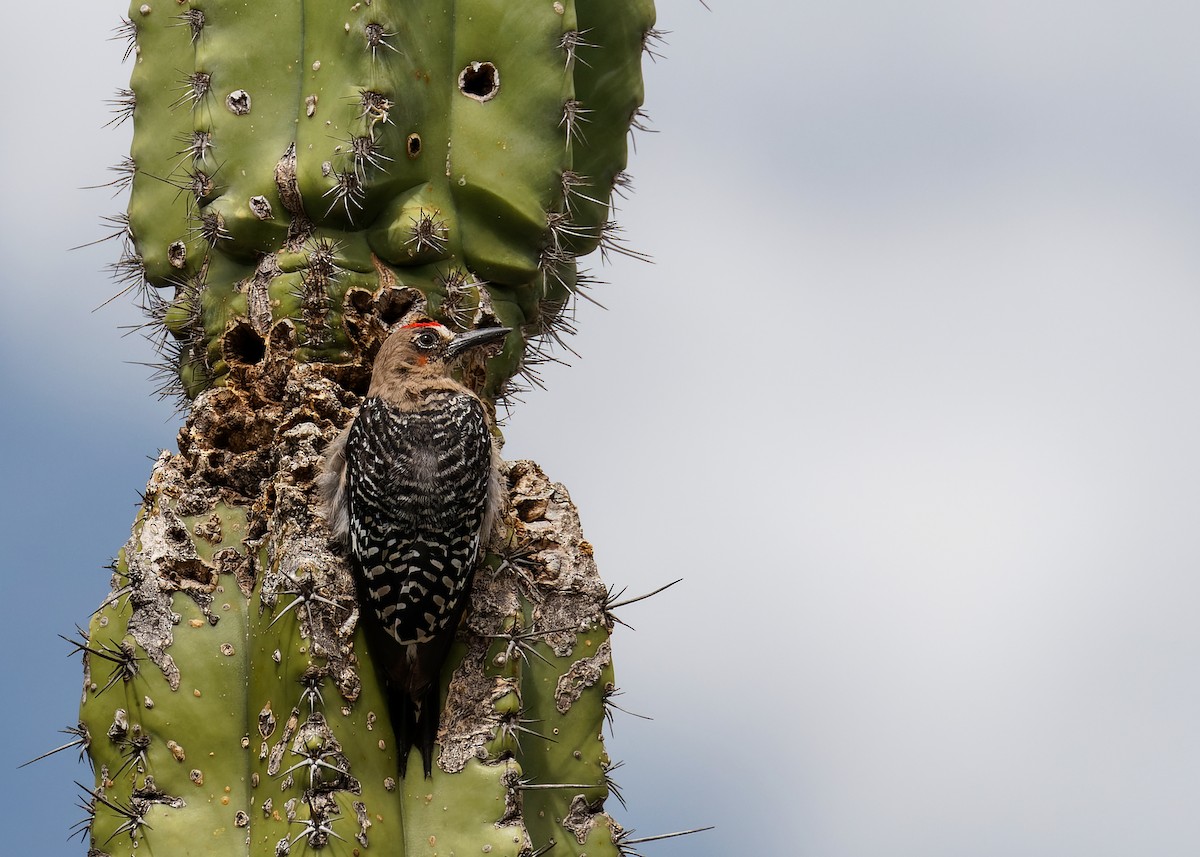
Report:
320,320,510,777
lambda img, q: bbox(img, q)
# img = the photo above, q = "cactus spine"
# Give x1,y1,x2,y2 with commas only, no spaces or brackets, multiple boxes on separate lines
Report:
73,1,661,856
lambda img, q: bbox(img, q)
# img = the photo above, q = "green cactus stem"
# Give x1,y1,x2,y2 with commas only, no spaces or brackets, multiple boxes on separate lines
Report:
113,0,655,405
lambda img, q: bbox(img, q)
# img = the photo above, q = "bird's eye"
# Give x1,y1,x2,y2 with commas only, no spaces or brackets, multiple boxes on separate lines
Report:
414,331,440,350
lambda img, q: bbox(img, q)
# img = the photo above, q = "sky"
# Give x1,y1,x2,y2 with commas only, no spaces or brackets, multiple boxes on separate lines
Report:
3,1,1200,855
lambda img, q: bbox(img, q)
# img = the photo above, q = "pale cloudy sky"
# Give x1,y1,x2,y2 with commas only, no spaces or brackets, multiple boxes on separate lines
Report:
3,2,1200,855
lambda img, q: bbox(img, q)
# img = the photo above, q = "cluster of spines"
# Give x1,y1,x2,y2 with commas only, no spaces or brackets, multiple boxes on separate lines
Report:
291,237,342,349
434,266,482,330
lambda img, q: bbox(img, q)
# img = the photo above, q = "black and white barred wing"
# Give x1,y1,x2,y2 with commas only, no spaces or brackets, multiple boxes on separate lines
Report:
344,394,492,655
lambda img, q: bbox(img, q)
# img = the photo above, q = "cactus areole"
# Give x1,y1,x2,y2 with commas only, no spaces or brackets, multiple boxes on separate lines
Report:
74,1,662,856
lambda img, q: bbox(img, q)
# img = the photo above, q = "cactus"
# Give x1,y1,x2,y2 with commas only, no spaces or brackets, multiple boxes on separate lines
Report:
65,2,677,856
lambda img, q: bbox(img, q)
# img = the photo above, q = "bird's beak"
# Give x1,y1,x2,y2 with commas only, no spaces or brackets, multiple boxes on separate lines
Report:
444,326,512,360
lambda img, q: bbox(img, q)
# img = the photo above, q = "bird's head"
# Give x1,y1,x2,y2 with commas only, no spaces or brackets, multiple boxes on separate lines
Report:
368,320,512,397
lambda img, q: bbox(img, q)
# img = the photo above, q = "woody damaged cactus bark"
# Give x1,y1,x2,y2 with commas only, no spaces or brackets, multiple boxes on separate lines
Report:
68,1,679,856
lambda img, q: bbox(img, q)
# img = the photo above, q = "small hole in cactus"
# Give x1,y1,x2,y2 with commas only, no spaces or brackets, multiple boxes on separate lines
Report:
406,133,422,159
346,288,374,316
376,286,421,326
458,62,499,102
224,321,266,366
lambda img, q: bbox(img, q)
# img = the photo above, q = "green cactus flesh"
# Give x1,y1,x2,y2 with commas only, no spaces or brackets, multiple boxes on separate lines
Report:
77,353,631,857
118,0,654,402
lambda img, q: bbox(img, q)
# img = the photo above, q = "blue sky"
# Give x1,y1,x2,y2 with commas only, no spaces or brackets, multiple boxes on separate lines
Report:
3,1,1200,855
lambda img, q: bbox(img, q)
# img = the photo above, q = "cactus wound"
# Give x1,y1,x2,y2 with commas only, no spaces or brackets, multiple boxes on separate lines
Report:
459,61,501,102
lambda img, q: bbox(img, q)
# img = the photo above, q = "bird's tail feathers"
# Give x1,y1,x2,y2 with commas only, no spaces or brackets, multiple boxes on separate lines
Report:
390,680,438,778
